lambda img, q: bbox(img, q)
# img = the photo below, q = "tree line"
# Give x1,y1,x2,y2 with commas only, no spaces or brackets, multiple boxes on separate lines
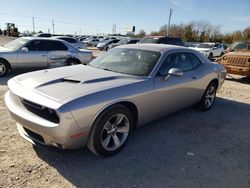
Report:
134,20,250,44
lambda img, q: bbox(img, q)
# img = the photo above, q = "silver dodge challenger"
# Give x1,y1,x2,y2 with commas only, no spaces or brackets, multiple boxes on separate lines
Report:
5,44,226,157
0,37,93,77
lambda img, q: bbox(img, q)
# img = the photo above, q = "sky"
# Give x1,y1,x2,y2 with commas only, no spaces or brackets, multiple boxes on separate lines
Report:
0,0,249,35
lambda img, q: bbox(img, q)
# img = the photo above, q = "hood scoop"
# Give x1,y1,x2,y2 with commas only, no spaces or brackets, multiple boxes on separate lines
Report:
62,78,81,84
83,76,117,84
61,76,118,84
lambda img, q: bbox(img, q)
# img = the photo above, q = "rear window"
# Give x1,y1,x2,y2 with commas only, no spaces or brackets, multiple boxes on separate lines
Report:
139,37,159,44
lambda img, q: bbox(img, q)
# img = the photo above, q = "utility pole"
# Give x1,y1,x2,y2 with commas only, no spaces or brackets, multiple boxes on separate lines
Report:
32,17,35,33
112,24,116,35
167,8,173,36
52,19,55,34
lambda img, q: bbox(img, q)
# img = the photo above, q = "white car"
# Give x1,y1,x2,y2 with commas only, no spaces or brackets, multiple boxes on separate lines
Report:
52,36,87,49
190,43,224,59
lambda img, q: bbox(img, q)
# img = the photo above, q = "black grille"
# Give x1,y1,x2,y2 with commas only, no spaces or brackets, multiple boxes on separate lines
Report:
21,99,59,124
23,127,45,143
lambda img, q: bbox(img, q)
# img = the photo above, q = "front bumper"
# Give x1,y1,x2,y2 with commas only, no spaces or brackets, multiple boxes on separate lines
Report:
5,90,89,149
224,65,250,76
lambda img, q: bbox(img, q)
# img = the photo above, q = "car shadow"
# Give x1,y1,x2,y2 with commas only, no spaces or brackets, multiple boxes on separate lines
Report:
226,75,250,85
33,97,250,188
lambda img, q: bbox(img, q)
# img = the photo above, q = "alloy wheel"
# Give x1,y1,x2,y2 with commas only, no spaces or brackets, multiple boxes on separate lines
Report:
101,113,130,151
0,62,6,76
204,85,216,108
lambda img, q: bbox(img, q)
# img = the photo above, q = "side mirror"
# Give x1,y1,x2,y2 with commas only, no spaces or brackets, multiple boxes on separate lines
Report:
21,47,29,52
167,68,183,77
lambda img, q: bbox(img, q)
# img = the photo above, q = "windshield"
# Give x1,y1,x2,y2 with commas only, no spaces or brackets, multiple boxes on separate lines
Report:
197,43,214,48
230,42,250,51
3,38,29,50
89,48,161,76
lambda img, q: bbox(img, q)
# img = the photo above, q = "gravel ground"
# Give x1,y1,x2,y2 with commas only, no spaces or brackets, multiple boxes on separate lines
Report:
0,36,250,188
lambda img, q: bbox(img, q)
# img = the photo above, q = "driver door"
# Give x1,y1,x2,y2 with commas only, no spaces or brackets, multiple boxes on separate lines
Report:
17,40,48,68
152,52,203,118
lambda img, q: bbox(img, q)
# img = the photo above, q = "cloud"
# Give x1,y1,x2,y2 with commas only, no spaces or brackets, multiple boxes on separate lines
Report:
170,0,182,6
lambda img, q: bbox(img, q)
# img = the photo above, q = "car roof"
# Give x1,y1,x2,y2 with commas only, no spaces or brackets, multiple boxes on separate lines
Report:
21,37,65,41
116,43,188,53
52,36,75,39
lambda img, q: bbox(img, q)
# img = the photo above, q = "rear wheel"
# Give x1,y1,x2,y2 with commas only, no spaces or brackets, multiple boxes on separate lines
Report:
197,82,217,111
67,59,80,66
87,105,134,157
208,53,213,59
0,60,10,77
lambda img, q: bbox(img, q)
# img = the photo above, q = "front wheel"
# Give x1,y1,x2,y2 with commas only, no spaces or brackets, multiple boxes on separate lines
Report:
0,60,10,77
87,105,134,157
197,82,217,111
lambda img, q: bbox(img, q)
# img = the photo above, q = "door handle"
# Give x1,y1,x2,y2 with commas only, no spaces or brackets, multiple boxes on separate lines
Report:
191,74,197,79
41,55,47,57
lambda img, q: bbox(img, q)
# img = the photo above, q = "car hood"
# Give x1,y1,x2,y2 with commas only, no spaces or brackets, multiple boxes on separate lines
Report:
0,46,13,52
190,47,211,52
12,65,144,103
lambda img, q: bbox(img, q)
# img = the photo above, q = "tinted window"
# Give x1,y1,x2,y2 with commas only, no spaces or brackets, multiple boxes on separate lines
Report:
25,40,46,51
159,53,194,75
214,44,221,48
188,53,202,68
60,38,76,43
128,39,139,44
46,41,68,51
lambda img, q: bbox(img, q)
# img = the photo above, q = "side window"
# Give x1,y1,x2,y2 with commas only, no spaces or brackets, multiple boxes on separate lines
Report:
129,40,138,44
46,41,68,51
175,53,193,71
158,53,193,75
214,44,221,48
188,53,202,69
25,40,46,51
68,38,77,43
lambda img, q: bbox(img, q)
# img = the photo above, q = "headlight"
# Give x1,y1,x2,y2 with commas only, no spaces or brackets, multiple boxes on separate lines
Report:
223,56,228,60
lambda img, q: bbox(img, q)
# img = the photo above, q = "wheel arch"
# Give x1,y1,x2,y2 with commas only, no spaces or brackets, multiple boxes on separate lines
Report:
0,57,12,70
92,100,139,130
67,57,81,65
209,78,219,89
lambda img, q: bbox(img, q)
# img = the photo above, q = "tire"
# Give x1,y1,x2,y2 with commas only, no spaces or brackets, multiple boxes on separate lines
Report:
87,105,134,157
197,82,218,111
67,59,80,66
208,53,213,59
0,60,10,77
